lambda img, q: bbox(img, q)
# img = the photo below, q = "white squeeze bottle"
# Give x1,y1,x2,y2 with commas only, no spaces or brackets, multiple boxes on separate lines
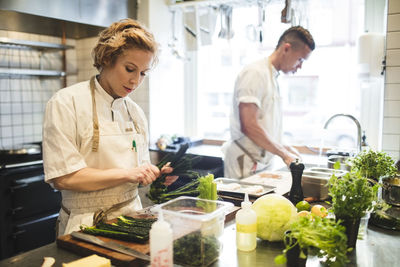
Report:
150,210,173,267
236,192,257,251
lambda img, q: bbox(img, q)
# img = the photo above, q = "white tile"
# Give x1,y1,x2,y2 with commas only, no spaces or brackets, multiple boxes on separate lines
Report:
386,67,400,83
388,14,400,32
0,115,11,126
382,134,400,150
0,91,11,102
1,126,12,138
384,100,400,116
383,117,400,133
389,0,400,14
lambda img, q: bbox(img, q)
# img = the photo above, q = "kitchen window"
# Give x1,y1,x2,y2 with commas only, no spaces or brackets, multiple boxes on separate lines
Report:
182,0,372,152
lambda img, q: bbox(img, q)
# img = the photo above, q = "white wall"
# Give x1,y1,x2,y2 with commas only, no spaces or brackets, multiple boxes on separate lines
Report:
383,0,400,160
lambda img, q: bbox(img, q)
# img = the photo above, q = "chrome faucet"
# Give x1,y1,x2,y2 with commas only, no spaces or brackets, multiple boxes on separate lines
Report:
323,113,362,153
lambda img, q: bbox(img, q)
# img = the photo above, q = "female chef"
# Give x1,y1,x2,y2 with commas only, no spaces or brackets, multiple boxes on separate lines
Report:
42,18,172,236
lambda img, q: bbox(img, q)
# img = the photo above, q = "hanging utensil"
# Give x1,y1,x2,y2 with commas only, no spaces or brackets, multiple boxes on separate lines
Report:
256,1,265,43
168,9,186,60
218,5,234,40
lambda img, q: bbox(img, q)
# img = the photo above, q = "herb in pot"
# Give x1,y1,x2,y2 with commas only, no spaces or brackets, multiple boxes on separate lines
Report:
274,215,349,266
350,149,397,182
328,171,379,219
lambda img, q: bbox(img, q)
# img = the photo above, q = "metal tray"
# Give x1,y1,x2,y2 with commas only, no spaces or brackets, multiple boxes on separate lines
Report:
214,178,275,198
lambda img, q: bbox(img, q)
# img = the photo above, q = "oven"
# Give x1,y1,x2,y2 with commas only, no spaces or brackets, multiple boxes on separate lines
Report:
0,147,61,259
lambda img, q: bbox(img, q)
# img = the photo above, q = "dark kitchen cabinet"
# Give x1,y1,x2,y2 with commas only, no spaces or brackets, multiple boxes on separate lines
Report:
0,163,61,260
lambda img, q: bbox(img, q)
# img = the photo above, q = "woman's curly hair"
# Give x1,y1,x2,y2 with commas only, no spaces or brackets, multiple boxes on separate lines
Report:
92,18,159,71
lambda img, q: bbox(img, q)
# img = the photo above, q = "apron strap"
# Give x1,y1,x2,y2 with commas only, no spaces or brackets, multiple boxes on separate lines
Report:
90,76,100,152
234,140,259,175
234,140,258,163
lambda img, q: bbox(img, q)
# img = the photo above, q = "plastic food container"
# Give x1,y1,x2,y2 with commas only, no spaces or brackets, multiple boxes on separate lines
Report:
302,168,347,200
152,196,233,266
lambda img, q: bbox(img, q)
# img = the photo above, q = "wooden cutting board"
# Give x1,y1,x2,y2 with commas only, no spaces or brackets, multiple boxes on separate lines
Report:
57,205,240,266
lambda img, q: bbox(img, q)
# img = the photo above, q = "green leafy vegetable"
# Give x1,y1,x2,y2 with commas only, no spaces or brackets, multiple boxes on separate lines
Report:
196,174,218,212
173,231,220,266
147,144,202,203
328,171,379,219
275,216,350,267
350,149,397,181
251,194,298,241
80,216,155,243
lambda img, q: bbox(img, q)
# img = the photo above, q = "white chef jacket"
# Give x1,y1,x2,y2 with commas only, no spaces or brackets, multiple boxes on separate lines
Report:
43,77,149,235
222,57,282,178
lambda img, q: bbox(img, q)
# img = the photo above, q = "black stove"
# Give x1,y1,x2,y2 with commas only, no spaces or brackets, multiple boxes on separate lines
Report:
0,143,61,260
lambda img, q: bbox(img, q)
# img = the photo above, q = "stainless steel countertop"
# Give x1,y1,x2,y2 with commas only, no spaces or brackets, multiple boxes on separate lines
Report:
0,221,398,267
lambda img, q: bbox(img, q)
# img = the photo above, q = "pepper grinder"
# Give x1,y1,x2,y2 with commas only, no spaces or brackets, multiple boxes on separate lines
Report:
289,158,305,205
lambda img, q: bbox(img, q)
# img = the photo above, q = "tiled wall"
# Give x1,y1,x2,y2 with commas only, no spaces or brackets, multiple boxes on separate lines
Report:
383,0,400,161
0,30,76,148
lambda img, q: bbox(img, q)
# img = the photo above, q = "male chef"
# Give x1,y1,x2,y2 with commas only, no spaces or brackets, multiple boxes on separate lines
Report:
223,26,315,178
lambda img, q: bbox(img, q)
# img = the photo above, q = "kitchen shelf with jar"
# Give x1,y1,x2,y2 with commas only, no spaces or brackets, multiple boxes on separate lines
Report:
0,37,74,77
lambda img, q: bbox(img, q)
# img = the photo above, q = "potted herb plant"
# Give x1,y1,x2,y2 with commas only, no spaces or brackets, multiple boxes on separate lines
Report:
328,171,379,248
350,149,397,182
274,215,349,267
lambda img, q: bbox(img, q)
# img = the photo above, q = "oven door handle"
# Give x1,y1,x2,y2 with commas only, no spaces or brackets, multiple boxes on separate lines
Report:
11,229,26,239
9,206,24,215
10,183,29,192
10,175,44,192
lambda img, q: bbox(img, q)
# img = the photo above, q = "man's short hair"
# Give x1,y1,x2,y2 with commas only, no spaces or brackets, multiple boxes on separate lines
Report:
276,26,315,51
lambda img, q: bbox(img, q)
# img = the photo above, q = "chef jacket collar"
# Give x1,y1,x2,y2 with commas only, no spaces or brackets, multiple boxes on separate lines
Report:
94,75,126,109
268,57,280,79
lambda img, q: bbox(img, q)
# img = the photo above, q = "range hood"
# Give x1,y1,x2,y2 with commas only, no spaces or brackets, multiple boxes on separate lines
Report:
0,0,137,39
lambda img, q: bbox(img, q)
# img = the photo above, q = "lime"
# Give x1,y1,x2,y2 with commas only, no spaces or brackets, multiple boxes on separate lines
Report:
296,200,311,212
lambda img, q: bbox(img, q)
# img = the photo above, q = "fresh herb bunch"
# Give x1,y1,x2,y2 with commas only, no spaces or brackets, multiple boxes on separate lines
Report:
147,143,202,203
350,149,397,181
275,216,349,267
328,171,379,219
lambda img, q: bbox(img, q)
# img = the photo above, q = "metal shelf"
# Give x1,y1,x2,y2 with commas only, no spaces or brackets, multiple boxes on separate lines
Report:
0,68,65,77
0,37,74,51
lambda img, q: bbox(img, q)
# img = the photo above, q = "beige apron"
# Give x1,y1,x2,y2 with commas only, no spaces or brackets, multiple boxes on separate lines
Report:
56,76,144,236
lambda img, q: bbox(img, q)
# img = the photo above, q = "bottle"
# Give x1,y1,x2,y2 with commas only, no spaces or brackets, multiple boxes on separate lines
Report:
150,210,173,267
236,192,257,252
361,131,369,151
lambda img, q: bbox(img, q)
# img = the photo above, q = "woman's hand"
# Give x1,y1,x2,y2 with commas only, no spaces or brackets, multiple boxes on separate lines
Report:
127,162,174,186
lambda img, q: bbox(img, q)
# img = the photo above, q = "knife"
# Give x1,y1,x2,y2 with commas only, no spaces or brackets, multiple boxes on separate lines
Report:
71,231,150,261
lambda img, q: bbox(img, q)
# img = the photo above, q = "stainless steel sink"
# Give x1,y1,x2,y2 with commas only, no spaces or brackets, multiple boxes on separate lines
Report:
302,167,347,200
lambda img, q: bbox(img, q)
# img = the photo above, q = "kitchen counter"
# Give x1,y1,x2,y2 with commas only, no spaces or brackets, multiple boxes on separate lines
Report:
0,221,398,267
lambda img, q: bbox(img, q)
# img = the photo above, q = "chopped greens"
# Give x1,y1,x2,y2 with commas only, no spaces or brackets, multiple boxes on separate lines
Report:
173,231,220,266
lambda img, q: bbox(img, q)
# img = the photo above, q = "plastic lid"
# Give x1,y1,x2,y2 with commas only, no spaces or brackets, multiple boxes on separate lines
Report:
241,192,252,209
